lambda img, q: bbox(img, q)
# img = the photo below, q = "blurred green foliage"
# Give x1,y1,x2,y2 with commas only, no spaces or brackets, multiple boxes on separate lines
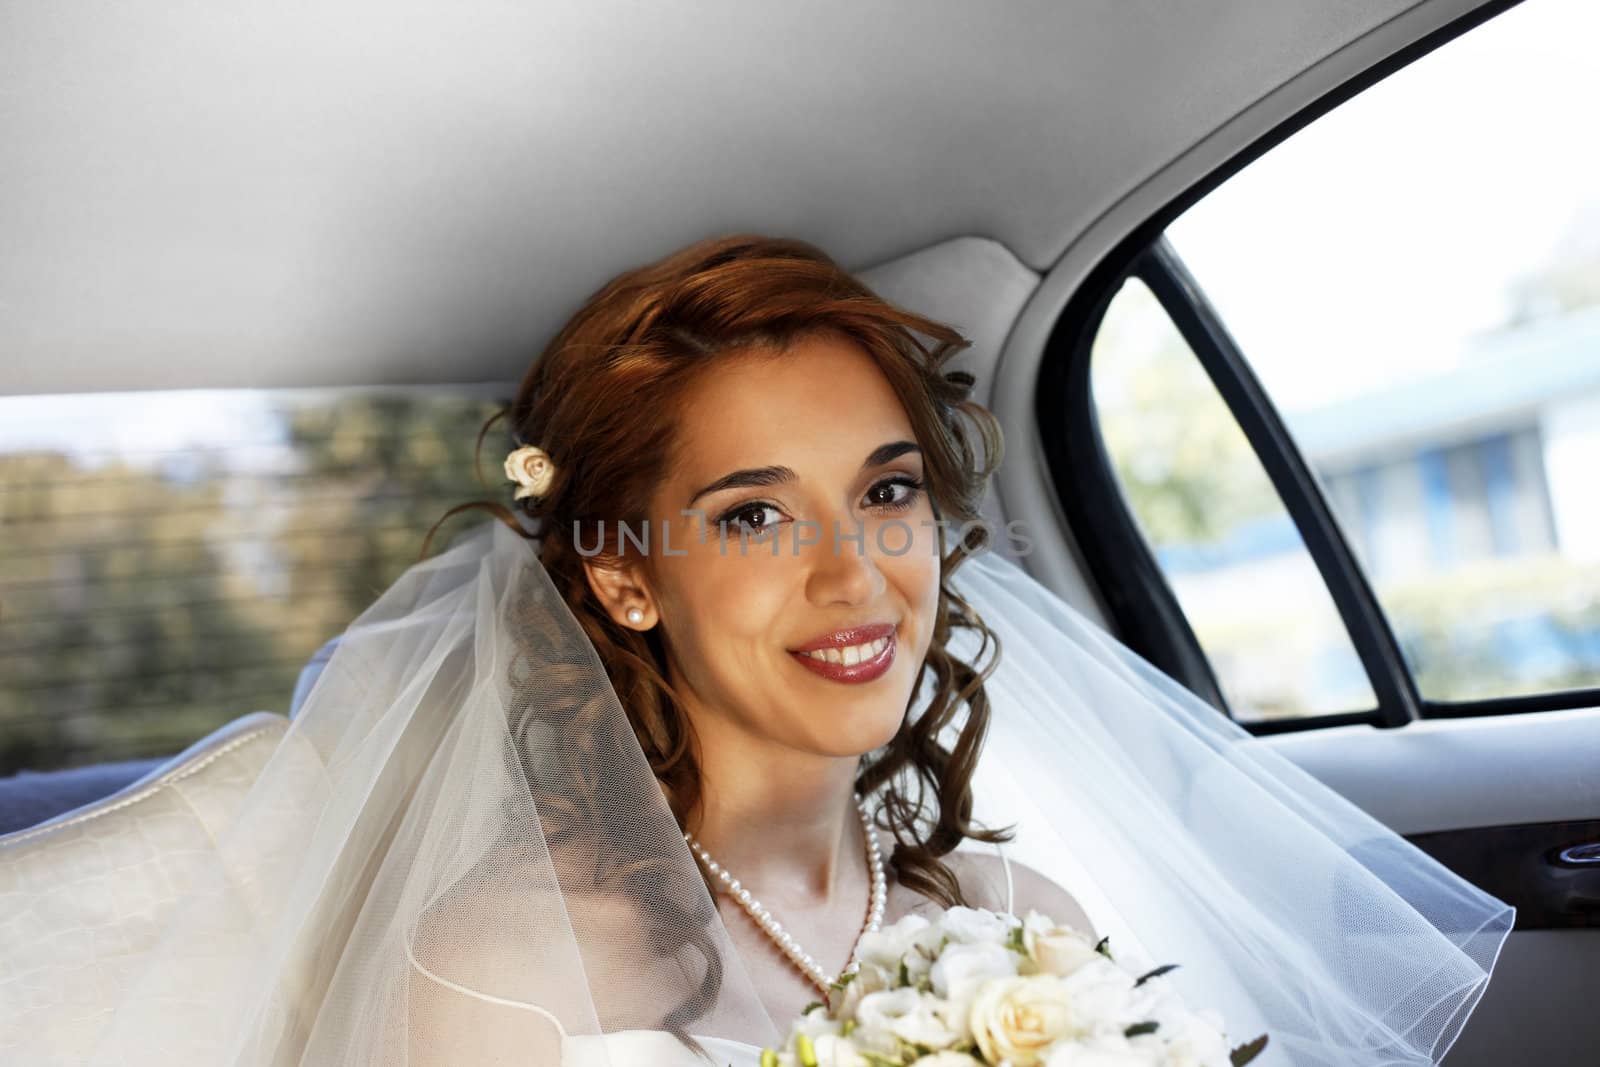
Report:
1090,280,1281,547
0,391,507,774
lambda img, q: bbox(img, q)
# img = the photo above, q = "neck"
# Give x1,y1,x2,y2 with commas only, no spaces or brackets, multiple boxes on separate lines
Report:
685,716,866,902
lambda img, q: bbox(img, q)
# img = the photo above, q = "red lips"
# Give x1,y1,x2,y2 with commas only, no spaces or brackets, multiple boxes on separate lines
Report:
788,622,897,684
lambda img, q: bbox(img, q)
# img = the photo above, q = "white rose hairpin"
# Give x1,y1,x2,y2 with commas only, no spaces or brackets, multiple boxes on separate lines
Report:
504,444,556,502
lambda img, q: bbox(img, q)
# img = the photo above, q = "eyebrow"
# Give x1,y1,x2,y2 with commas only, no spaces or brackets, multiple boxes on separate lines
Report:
686,440,921,508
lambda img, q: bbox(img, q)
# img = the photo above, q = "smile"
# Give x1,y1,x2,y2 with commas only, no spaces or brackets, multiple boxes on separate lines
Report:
788,626,897,684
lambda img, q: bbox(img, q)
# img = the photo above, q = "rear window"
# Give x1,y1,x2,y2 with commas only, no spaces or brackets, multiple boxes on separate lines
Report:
0,386,508,774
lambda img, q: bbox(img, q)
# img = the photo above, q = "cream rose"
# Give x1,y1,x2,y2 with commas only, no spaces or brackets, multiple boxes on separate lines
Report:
1023,916,1101,978
503,445,555,501
969,975,1083,1067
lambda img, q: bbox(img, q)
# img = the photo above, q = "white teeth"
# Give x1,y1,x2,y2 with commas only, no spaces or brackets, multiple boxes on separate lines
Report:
801,635,891,664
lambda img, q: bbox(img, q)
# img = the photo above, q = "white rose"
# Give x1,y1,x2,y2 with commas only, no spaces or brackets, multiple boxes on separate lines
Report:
791,1002,842,1042
903,917,953,985
1156,1010,1231,1067
830,959,891,1019
855,988,960,1051
1056,957,1140,1030
900,945,935,987
810,1033,872,1067
939,905,1014,946
1044,1034,1161,1067
911,1054,986,1066
969,975,1083,1067
929,941,1018,1021
857,913,931,973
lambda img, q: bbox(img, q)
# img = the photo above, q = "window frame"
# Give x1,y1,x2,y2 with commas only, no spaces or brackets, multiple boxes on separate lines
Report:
1036,0,1600,734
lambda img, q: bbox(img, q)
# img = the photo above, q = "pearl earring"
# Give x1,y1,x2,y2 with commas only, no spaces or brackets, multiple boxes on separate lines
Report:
626,607,645,625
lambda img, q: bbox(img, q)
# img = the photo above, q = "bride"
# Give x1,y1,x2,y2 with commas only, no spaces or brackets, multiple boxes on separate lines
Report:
405,234,1097,1064
2,234,1511,1067
409,236,1097,1064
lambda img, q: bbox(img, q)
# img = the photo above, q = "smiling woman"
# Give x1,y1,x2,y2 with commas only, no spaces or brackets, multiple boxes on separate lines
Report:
419,235,1029,1025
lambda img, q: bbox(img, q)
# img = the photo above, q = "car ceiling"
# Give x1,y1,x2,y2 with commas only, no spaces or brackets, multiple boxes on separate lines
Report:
2,0,1476,396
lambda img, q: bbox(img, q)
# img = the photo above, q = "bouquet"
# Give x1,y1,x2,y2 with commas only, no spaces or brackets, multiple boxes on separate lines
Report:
761,908,1267,1067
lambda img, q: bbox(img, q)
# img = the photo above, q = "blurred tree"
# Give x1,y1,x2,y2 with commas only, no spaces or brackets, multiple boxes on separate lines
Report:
0,390,507,775
1090,279,1281,547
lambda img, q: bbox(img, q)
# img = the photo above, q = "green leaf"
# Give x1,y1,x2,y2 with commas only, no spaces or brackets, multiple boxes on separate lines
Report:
1124,1021,1160,1038
1007,924,1027,953
1134,963,1179,987
801,1000,824,1015
898,959,911,987
1229,1034,1269,1066
1094,935,1113,959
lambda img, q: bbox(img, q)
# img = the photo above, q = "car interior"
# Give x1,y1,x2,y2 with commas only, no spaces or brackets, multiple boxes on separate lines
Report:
2,1,1595,1063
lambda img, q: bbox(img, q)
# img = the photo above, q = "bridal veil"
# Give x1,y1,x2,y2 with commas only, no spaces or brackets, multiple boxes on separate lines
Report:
0,516,1513,1066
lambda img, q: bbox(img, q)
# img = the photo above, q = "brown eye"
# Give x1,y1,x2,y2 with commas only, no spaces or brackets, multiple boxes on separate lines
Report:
866,477,925,511
716,502,784,537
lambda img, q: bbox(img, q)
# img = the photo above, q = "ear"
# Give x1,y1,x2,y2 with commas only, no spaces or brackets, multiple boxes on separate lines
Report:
581,556,658,631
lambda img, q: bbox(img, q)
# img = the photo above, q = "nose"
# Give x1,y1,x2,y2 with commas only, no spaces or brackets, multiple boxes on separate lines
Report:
803,521,887,607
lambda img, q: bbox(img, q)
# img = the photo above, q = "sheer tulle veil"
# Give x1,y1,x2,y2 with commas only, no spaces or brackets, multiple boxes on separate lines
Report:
2,516,1512,1066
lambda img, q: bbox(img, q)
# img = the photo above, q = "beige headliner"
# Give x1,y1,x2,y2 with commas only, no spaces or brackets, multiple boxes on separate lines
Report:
2,0,1489,396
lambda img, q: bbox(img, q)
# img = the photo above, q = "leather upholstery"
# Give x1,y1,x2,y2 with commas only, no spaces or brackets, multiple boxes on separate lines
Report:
0,711,288,1059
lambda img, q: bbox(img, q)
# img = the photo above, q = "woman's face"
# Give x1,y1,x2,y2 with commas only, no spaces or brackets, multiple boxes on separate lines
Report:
622,332,942,761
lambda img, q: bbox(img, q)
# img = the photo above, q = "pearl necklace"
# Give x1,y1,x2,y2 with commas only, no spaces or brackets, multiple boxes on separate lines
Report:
684,797,887,994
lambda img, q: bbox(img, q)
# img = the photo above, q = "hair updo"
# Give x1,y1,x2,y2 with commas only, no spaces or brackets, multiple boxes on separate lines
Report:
427,233,1010,910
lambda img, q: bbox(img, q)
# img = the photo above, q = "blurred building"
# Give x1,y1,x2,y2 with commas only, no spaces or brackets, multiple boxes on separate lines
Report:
1294,304,1600,576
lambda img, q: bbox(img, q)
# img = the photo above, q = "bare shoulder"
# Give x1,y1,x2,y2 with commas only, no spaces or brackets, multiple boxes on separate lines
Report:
945,849,1097,940
406,881,568,1065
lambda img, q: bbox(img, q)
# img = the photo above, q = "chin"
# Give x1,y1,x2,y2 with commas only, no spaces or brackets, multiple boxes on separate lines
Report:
814,703,907,759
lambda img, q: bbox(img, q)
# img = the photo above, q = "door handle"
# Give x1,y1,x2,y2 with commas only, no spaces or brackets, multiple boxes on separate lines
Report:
1554,841,1600,866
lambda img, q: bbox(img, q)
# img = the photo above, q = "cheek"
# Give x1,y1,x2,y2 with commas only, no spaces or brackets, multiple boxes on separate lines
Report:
659,551,791,679
882,534,942,644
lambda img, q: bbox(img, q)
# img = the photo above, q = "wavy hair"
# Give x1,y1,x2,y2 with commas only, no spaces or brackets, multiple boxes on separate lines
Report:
425,235,1010,1030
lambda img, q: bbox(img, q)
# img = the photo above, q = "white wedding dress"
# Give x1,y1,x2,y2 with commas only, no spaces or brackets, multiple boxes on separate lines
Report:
405,939,766,1065
407,844,1018,1066
564,1034,761,1067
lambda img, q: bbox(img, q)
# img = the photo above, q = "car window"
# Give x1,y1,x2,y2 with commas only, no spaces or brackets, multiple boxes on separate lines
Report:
1090,278,1377,723
1082,0,1600,722
0,387,508,774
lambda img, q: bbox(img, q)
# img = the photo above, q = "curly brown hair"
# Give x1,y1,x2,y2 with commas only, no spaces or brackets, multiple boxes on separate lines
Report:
426,233,1011,914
